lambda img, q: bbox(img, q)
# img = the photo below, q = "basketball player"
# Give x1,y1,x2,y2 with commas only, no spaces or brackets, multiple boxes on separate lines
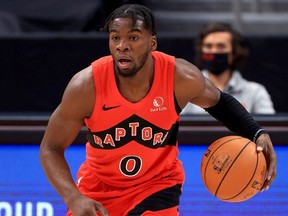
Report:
39,4,277,216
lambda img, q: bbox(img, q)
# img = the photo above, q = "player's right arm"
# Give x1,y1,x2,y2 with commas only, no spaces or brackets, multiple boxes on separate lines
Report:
39,66,108,216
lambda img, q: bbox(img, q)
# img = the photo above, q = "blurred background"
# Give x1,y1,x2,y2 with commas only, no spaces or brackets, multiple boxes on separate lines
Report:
0,0,287,215
0,0,287,113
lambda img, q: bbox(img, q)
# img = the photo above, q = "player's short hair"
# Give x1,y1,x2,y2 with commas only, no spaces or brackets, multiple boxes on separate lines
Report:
194,22,249,70
102,4,157,36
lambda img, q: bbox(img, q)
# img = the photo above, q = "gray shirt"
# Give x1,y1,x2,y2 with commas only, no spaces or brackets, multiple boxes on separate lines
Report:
181,70,275,114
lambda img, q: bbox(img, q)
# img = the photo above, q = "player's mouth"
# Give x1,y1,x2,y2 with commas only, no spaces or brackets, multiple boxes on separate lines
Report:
117,58,132,69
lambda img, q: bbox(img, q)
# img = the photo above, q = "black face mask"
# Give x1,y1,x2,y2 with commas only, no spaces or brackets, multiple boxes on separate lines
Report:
201,53,230,75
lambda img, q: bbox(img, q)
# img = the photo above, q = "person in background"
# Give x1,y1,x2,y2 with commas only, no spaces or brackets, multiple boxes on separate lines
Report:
181,22,275,115
39,5,276,216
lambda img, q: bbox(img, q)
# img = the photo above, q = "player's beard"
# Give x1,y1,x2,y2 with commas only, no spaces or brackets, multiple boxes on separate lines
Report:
116,51,149,78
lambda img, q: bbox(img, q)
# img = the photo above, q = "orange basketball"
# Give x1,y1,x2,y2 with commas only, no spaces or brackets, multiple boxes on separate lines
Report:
200,135,267,202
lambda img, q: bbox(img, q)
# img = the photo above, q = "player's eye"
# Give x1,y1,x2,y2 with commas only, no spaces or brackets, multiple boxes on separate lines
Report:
111,36,119,41
130,36,139,41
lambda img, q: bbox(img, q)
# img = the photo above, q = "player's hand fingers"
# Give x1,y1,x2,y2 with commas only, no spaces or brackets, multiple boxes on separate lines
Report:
96,210,108,216
256,144,263,152
95,203,109,216
261,166,276,192
262,150,277,191
256,134,277,192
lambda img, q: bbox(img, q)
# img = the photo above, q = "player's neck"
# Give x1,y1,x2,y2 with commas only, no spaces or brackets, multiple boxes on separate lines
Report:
116,59,154,103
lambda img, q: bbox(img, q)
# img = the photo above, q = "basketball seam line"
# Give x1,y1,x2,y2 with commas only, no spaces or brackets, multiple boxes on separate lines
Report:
203,137,241,189
224,145,260,201
215,140,252,198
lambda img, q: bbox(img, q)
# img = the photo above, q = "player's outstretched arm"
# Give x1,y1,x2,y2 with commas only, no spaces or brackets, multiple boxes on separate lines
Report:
174,58,276,191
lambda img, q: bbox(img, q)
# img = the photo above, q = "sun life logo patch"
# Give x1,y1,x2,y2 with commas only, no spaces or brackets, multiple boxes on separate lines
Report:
150,96,167,112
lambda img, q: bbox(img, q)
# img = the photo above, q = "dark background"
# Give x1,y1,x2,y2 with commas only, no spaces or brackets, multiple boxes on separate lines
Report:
0,0,287,113
0,34,287,113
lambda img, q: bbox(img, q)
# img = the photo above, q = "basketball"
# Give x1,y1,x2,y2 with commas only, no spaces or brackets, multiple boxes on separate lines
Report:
200,135,267,202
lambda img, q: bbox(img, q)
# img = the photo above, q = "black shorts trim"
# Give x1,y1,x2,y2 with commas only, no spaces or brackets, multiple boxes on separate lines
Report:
127,184,182,216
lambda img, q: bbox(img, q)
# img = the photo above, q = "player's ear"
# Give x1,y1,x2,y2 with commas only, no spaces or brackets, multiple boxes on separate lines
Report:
151,36,157,51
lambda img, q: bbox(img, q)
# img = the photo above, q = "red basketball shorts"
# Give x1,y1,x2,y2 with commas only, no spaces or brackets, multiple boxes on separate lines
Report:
66,161,184,216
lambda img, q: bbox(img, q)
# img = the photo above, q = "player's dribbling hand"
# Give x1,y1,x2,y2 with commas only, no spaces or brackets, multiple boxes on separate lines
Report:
68,194,108,216
255,133,277,192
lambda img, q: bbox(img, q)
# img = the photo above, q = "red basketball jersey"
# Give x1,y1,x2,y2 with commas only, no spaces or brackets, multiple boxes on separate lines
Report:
84,51,183,187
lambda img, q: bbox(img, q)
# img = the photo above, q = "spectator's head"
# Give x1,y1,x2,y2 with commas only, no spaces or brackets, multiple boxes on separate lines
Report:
194,23,248,74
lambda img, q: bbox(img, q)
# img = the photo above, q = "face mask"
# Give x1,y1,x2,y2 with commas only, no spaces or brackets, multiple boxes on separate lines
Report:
201,53,230,75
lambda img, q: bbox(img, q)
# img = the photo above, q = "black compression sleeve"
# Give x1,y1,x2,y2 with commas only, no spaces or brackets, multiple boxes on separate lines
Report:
205,91,267,142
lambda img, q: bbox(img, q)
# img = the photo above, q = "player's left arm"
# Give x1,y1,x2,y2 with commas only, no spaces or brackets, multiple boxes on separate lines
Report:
174,58,220,110
201,91,277,191
174,58,276,191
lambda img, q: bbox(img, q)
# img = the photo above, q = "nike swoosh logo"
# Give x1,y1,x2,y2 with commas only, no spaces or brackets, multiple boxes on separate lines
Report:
102,104,121,111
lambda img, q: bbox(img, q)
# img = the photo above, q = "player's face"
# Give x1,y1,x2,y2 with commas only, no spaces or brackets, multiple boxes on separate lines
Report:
108,18,157,77
202,32,233,64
